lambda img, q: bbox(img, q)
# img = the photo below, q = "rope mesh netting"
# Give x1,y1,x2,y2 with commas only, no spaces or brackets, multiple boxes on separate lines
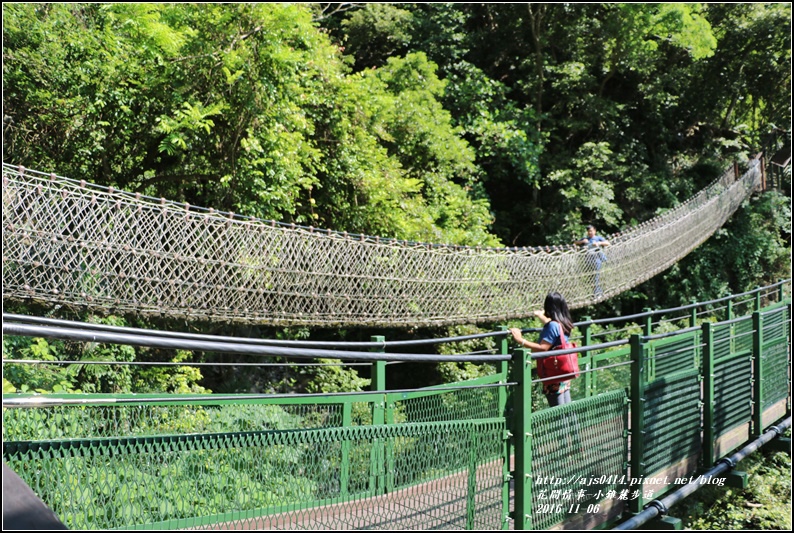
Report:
2,162,760,327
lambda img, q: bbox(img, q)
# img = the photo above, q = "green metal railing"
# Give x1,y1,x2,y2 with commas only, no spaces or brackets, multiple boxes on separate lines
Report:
2,282,791,530
626,294,792,515
3,380,510,530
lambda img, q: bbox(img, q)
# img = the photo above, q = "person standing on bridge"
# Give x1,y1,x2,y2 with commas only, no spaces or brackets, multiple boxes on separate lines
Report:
509,292,575,407
575,225,610,296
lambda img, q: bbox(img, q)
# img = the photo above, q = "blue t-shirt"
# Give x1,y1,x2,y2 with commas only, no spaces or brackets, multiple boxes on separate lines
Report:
583,235,607,266
540,321,564,347
585,235,607,247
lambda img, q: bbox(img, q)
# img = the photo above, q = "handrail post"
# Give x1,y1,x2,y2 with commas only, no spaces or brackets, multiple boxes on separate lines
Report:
788,302,792,419
754,287,762,312
642,310,654,380
581,317,595,397
498,326,511,530
370,336,387,495
643,308,653,336
629,334,647,514
689,300,698,328
702,322,716,467
511,347,533,530
751,312,763,439
341,400,352,498
726,298,736,353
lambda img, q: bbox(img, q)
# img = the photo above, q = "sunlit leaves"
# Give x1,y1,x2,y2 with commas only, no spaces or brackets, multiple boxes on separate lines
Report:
155,102,225,156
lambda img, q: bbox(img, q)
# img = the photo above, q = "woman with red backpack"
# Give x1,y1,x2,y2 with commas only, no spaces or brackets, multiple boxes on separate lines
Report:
509,292,577,407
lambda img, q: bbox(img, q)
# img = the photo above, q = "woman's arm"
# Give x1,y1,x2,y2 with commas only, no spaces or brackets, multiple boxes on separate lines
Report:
509,328,553,351
533,309,551,324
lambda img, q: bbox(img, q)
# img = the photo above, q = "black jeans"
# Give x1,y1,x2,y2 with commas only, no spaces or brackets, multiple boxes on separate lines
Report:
545,388,572,407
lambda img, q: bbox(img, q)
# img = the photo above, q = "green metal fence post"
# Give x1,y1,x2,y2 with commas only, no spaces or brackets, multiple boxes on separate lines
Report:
691,300,702,369
778,280,786,302
511,347,533,530
751,312,763,439
788,302,792,418
643,308,653,336
581,317,595,397
370,336,387,496
341,400,352,498
629,334,646,514
498,326,511,530
702,321,716,467
726,298,735,353
466,430,477,530
642,310,654,379
754,287,762,312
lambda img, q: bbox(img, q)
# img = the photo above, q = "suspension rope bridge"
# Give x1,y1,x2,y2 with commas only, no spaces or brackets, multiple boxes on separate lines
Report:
2,161,761,327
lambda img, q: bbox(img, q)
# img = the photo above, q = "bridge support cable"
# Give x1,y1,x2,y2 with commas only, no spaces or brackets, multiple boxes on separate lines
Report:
612,416,792,531
2,162,761,327
1,321,508,364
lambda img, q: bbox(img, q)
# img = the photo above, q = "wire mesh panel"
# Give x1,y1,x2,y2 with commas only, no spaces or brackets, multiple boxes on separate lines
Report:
761,306,791,410
576,346,631,399
643,372,701,477
642,330,703,481
712,323,753,441
3,388,508,531
385,378,507,529
642,334,702,480
648,332,701,381
2,401,343,442
733,313,755,354
392,381,503,424
222,421,507,531
529,389,628,530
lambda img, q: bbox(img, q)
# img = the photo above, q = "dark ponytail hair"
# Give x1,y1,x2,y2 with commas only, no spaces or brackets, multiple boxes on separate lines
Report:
543,292,573,335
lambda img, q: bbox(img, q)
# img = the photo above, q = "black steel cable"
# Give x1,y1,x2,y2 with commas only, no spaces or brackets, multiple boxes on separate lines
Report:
2,322,509,364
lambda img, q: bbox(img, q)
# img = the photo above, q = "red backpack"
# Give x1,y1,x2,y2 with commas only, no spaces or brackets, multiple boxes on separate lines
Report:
538,326,580,380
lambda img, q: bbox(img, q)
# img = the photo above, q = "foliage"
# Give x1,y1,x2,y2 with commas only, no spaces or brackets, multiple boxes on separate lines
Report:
435,323,499,383
303,359,370,394
2,306,208,395
2,336,80,393
669,444,792,530
133,350,208,394
339,3,415,70
2,2,791,395
2,2,500,248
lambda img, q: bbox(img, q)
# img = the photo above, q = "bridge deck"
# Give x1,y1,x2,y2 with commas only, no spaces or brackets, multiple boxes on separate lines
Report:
191,467,504,530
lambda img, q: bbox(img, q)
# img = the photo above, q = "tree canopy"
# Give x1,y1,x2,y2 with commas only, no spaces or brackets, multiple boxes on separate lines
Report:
3,3,791,393
4,3,789,249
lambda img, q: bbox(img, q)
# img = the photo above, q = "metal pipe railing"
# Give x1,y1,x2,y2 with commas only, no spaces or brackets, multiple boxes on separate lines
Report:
1,322,508,363
613,416,792,530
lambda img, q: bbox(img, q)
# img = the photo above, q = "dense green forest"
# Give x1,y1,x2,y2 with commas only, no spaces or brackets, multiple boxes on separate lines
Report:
2,5,791,529
2,3,791,394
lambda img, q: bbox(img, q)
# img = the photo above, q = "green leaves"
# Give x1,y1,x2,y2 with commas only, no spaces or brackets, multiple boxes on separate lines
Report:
3,3,508,248
3,2,789,334
155,102,225,156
